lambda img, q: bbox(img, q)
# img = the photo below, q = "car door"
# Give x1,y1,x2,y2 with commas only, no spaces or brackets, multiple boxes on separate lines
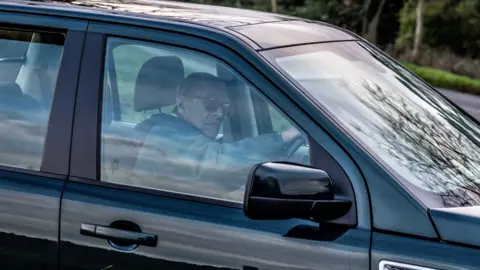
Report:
0,10,86,269
59,22,371,270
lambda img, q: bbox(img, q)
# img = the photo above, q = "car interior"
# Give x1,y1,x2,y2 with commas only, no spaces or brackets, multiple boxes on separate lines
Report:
0,30,63,119
0,29,64,169
100,40,310,185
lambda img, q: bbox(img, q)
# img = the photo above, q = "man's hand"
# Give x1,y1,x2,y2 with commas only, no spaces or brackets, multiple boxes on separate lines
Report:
280,126,302,143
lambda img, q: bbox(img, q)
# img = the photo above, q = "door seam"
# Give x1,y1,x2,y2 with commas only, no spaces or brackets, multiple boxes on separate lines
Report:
58,21,89,270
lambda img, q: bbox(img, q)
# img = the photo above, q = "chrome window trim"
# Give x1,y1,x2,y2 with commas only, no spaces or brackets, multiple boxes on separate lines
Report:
379,260,438,270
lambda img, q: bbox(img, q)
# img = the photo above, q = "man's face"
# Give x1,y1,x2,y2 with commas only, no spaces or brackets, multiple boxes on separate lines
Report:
179,86,231,139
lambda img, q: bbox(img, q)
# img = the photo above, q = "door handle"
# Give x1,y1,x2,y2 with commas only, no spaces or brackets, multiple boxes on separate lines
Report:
80,223,158,247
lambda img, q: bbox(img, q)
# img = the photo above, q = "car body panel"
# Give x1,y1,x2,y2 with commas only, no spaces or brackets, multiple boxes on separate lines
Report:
41,29,87,176
350,151,438,238
430,206,480,248
0,8,87,31
0,10,86,269
229,20,356,49
372,232,480,270
60,181,370,270
0,171,63,269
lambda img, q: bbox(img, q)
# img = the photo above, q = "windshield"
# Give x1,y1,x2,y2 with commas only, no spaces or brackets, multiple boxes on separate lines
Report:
262,41,480,208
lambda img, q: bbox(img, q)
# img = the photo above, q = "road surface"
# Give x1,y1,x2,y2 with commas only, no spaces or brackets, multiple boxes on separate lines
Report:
439,89,480,120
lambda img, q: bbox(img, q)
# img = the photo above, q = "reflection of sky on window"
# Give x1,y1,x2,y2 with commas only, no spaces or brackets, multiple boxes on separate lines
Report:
275,50,450,190
110,38,218,123
115,42,217,75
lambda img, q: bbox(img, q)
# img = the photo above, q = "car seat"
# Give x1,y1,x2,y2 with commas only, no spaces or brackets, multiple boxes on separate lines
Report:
134,56,185,134
124,56,185,175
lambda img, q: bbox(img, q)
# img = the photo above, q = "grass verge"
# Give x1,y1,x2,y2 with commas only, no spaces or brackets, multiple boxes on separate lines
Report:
403,62,480,95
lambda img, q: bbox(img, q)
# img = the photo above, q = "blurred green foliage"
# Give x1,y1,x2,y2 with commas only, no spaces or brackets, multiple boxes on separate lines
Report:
396,0,480,58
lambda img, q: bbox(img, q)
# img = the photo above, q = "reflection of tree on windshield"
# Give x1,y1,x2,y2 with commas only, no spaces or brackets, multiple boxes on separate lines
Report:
351,80,480,207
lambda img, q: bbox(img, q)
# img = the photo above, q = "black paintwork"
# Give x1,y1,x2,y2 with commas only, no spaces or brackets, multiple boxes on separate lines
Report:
59,180,370,270
69,32,104,180
246,162,334,200
41,30,85,175
243,162,352,222
0,170,62,269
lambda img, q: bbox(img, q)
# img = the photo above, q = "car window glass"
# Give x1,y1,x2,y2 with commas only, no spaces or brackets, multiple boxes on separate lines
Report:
264,41,480,208
0,28,64,170
269,104,293,131
111,44,217,123
101,37,346,203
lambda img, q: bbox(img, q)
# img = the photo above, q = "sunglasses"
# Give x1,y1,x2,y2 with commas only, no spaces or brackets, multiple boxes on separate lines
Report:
190,95,233,117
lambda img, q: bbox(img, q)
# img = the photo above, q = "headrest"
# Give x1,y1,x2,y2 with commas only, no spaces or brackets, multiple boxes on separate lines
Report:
0,83,23,98
134,56,185,112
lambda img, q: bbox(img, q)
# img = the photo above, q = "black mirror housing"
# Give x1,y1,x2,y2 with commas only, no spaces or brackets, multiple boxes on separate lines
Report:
244,162,352,222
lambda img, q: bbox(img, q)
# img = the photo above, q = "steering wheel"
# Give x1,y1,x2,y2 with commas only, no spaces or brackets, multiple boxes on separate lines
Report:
284,131,307,159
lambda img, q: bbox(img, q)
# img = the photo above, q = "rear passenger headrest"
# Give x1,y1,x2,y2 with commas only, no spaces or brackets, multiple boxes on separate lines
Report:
134,56,185,112
0,83,23,98
0,82,43,113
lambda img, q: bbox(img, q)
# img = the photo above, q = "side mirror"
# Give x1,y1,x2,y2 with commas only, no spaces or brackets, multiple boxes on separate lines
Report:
243,162,352,222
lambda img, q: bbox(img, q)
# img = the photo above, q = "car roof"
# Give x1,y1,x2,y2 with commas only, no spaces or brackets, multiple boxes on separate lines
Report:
0,0,358,50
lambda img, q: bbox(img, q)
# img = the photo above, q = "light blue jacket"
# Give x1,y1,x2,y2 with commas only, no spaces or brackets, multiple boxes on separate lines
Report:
132,114,288,200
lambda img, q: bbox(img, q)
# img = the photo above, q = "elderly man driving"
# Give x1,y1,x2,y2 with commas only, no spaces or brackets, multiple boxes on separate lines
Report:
132,72,303,199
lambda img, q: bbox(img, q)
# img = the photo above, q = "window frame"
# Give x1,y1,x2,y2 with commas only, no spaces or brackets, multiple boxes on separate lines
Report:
70,22,364,228
0,12,87,178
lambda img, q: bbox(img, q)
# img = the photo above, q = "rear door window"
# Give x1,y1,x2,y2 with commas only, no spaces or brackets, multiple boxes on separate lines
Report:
0,28,64,170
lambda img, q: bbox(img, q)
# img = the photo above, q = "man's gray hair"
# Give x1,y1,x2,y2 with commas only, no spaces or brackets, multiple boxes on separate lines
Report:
177,72,227,97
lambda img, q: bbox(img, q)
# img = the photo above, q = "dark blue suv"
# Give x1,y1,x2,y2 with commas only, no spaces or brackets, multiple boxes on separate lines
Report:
0,1,479,269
